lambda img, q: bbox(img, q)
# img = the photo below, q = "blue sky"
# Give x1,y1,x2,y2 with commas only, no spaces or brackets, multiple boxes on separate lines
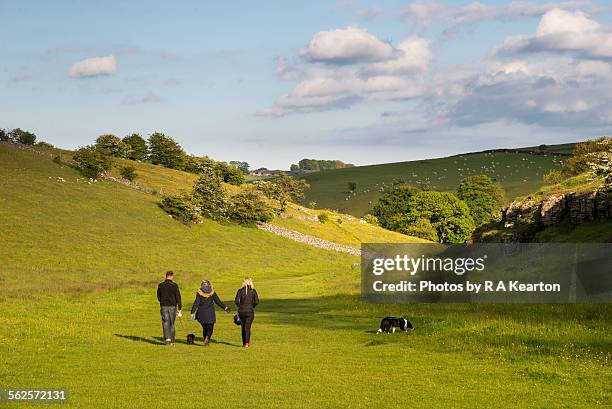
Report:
2,1,612,168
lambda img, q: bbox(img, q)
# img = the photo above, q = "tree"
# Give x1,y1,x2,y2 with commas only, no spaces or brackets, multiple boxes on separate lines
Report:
120,166,137,181
255,173,309,211
228,188,274,224
147,132,186,170
217,162,245,186
73,145,113,179
457,175,506,227
122,133,147,161
11,128,36,145
371,184,421,231
95,134,127,157
588,149,612,189
563,137,612,176
192,166,228,220
229,161,249,175
295,158,354,171
403,191,475,243
0,129,9,142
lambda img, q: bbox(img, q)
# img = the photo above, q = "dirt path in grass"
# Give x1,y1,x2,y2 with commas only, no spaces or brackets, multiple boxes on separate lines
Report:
257,223,361,256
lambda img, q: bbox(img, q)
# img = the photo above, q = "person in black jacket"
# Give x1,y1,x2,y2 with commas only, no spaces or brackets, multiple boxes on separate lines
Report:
157,271,182,345
235,277,259,348
190,280,230,346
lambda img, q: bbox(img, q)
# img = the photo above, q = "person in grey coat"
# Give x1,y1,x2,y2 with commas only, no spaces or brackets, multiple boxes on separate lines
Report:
190,280,230,346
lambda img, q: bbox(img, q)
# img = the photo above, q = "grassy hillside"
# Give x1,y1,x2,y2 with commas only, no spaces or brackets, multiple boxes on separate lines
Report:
109,158,198,196
273,204,428,246
0,144,610,408
302,150,566,216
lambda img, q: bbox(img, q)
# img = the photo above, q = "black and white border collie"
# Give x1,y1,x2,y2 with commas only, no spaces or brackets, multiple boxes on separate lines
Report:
377,317,413,334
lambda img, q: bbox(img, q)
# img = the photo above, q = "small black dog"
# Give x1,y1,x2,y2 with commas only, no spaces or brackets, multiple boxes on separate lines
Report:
377,317,413,334
186,333,196,345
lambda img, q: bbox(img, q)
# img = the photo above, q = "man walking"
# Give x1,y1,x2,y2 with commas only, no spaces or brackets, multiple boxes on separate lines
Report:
157,271,182,345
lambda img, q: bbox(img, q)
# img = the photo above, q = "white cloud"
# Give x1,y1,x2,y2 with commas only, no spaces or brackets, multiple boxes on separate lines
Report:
440,1,599,37
69,55,117,78
496,8,612,58
259,27,433,116
299,27,394,64
401,0,445,27
363,37,431,75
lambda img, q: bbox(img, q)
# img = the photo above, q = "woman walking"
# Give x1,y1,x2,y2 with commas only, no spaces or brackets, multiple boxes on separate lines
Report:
235,277,259,348
190,280,230,346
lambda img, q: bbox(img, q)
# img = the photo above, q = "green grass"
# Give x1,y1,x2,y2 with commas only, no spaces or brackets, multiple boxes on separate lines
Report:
535,220,612,242
0,144,610,408
109,158,199,196
273,204,428,246
302,151,566,216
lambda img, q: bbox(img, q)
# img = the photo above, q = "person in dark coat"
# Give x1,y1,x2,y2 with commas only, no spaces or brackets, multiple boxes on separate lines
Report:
157,271,182,345
190,280,230,346
235,277,259,348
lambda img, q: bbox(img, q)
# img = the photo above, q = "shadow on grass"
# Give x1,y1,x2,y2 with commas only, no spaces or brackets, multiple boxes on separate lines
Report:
114,334,165,345
114,334,242,348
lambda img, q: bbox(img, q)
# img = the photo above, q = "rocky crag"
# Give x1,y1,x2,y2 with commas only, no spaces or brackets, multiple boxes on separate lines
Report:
499,191,611,241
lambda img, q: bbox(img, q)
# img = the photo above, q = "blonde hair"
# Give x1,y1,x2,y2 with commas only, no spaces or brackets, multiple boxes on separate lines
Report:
243,277,254,293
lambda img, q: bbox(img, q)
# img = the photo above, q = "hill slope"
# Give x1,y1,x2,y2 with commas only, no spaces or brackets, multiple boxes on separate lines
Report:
302,149,567,216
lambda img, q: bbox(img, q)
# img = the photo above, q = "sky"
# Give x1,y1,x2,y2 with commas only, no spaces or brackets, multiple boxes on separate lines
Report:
2,0,612,169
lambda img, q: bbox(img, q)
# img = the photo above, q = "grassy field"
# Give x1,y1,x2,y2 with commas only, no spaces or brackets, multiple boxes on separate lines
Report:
301,150,567,216
0,144,610,408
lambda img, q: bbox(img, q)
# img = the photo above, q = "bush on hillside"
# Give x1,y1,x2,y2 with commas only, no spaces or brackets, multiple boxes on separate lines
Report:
120,166,137,181
148,132,186,170
160,195,203,223
122,133,148,161
457,175,506,227
35,141,54,149
254,173,309,212
216,161,245,186
318,212,329,223
0,129,8,142
95,134,127,158
73,145,113,179
589,149,612,190
228,188,274,224
363,214,378,225
563,137,612,176
397,218,438,242
192,167,229,220
543,169,563,184
11,128,36,145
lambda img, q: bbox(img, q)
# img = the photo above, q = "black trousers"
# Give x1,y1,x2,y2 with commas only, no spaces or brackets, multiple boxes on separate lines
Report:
239,312,254,344
201,323,214,339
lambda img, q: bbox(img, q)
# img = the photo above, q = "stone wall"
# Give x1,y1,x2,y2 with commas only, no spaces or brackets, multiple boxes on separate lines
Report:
504,191,610,229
